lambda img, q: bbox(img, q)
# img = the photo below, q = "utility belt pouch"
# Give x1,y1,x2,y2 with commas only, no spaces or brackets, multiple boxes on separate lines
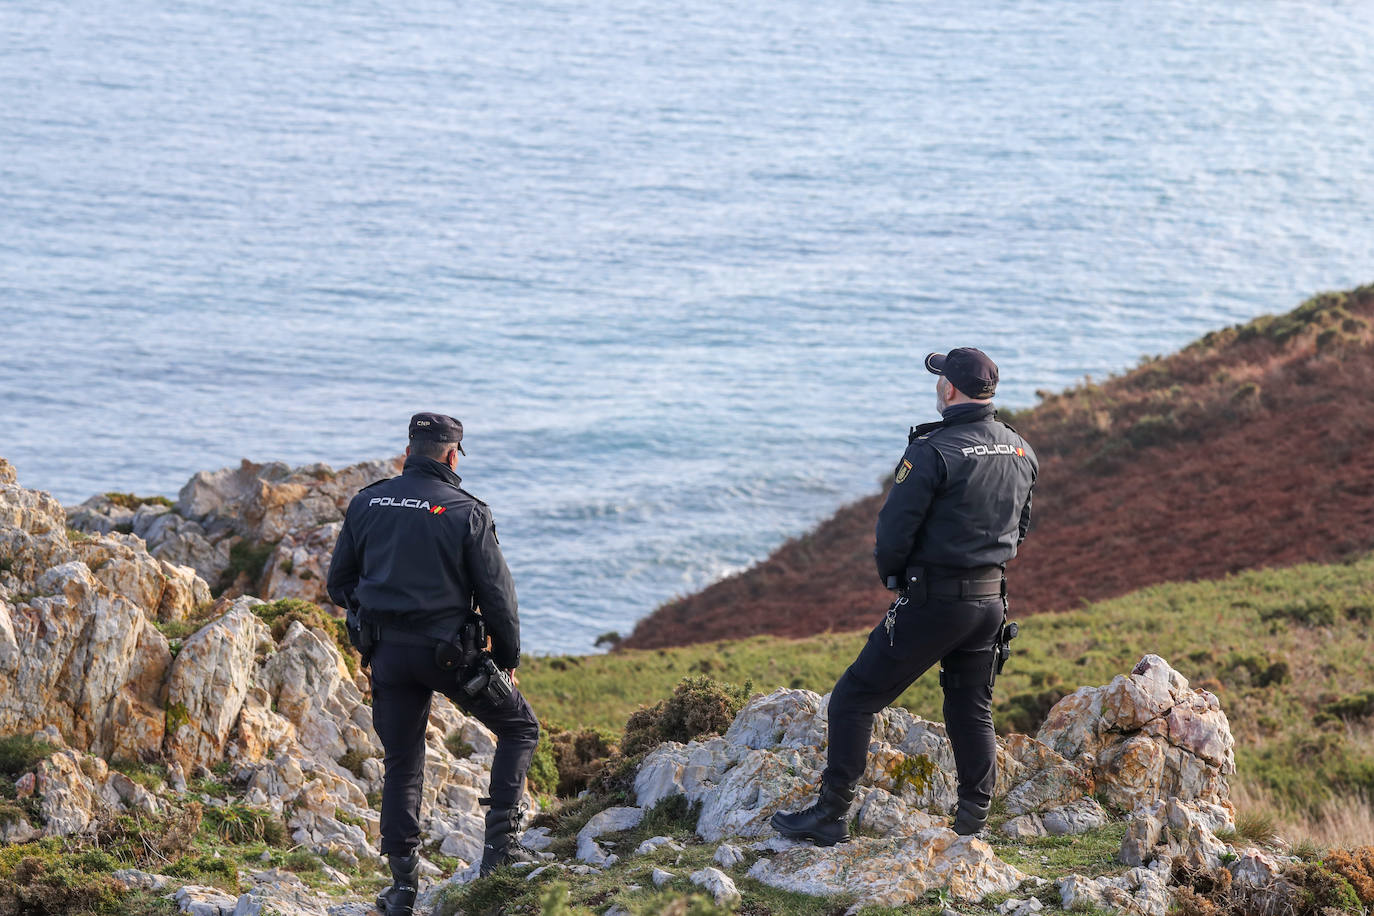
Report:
435,617,486,672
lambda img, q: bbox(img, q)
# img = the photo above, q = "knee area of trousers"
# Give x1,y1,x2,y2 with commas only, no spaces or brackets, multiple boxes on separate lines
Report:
509,714,539,749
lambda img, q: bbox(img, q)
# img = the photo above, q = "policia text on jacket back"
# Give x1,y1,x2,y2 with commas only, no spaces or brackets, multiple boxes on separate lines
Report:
772,347,1037,844
326,413,541,915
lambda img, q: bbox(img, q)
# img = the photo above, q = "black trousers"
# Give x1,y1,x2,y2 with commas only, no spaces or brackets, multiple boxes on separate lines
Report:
369,641,540,856
822,593,1004,809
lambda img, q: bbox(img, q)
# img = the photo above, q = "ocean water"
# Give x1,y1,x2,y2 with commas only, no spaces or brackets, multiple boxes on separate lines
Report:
2,1,1372,654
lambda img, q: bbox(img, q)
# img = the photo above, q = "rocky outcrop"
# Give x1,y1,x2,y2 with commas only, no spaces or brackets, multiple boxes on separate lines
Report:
748,831,1024,908
1003,796,1109,839
0,469,175,762
1036,654,1235,811
1059,865,1172,916
67,457,400,605
624,654,1243,912
1120,797,1235,870
0,460,523,881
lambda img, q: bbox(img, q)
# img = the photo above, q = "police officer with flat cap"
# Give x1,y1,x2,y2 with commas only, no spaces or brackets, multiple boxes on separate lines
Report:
326,413,540,915
772,348,1037,843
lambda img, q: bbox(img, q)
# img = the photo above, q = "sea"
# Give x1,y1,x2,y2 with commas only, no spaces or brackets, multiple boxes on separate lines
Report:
2,0,1373,654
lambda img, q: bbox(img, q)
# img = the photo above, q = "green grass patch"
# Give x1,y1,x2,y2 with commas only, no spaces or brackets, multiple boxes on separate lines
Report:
218,539,278,593
0,735,54,777
250,598,361,676
201,803,287,846
103,492,174,511
993,824,1127,881
108,758,168,794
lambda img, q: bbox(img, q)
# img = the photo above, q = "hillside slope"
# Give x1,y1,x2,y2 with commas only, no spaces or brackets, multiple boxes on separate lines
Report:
622,285,1374,649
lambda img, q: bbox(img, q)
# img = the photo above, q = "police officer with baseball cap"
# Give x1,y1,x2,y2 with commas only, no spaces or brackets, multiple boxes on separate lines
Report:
327,413,540,914
772,347,1037,843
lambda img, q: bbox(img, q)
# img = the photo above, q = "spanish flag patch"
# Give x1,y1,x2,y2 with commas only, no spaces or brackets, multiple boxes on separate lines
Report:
895,459,913,484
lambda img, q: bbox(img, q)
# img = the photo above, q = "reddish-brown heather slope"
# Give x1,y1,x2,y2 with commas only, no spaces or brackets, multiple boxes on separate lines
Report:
622,286,1374,650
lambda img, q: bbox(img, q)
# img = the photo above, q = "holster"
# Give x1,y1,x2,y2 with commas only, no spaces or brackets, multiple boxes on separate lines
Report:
435,616,486,674
343,598,376,667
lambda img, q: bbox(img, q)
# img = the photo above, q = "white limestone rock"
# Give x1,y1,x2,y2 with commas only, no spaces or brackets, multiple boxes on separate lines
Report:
173,884,239,916
1038,655,1235,812
634,835,683,856
747,830,1024,908
714,843,746,868
1120,797,1234,870
1058,867,1170,916
576,806,644,865
690,867,742,906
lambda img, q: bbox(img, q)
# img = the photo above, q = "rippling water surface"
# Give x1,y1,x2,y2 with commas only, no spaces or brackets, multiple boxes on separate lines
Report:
2,1,1373,652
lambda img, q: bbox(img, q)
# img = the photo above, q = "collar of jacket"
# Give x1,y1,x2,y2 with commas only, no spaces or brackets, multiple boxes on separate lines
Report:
940,402,997,426
402,454,463,488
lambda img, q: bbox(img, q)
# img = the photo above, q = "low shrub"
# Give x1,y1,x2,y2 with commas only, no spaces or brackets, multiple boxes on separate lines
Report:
219,539,278,593
621,676,751,757
0,736,54,777
95,804,202,866
1260,600,1338,627
0,843,132,916
167,852,238,888
444,733,475,760
1322,690,1374,722
548,728,617,797
1325,846,1374,905
202,803,286,847
251,598,360,675
996,686,1070,734
103,492,174,511
337,749,372,778
526,731,560,797
1283,860,1361,913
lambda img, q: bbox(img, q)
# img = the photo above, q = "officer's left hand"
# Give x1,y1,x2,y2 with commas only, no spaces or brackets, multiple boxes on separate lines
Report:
507,669,519,687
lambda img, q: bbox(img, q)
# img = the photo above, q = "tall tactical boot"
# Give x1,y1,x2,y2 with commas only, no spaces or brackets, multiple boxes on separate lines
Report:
375,853,419,916
479,804,536,876
769,780,856,846
951,799,990,836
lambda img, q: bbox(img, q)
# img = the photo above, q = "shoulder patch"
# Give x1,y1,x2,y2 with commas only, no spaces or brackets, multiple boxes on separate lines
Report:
895,458,913,484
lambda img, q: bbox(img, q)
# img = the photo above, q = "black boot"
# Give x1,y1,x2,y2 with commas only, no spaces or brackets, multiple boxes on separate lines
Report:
479,804,536,876
375,853,419,916
951,799,990,836
770,780,856,846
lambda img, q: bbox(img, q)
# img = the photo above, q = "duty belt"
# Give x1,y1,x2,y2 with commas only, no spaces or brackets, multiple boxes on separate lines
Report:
927,576,1005,600
374,626,441,648
373,616,466,648
923,565,1006,601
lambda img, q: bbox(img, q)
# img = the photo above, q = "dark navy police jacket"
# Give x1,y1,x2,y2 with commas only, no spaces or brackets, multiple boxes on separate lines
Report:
326,455,521,669
875,403,1038,583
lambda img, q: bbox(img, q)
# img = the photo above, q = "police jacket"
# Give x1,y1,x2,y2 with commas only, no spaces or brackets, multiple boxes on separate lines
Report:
874,403,1037,582
326,455,521,669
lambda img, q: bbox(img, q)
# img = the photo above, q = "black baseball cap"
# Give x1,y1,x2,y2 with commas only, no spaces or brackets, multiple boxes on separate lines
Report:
408,412,466,454
925,348,999,399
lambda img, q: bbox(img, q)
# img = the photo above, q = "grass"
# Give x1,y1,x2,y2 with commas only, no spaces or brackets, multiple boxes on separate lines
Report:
522,553,1374,839
0,735,55,777
250,598,361,676
103,492,174,511
218,539,278,593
